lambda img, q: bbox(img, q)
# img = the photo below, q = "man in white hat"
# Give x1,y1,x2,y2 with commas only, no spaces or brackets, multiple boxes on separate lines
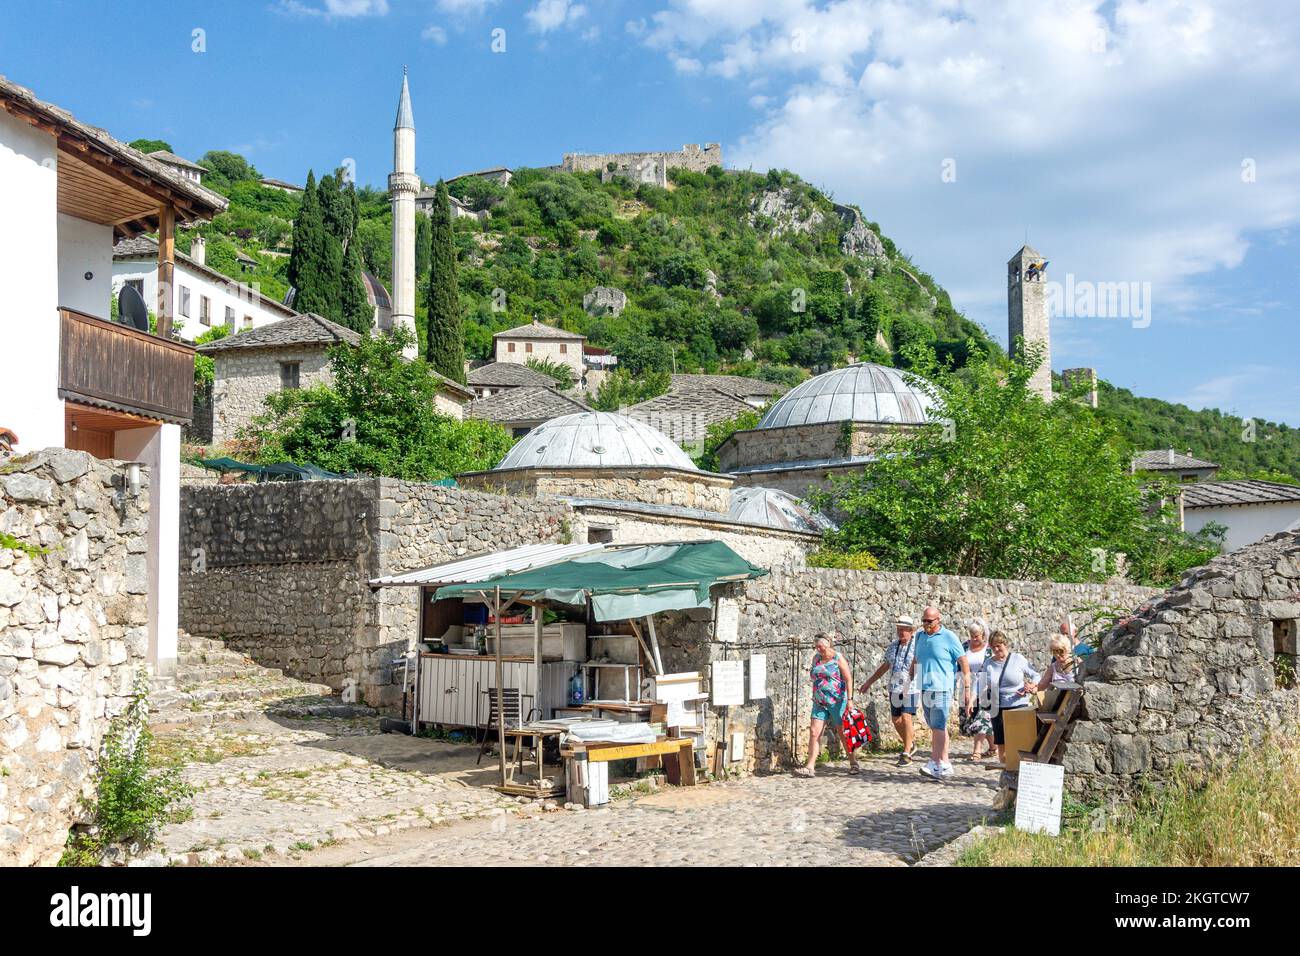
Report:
859,614,921,765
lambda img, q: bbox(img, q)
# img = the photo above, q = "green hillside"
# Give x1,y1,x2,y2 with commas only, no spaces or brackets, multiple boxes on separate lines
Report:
170,146,1299,481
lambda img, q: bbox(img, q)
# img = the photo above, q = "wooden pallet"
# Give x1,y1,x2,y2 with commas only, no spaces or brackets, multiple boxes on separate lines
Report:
1017,682,1083,767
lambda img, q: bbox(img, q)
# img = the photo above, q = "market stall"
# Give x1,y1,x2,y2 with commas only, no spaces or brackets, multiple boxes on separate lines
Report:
378,540,768,800
434,546,769,801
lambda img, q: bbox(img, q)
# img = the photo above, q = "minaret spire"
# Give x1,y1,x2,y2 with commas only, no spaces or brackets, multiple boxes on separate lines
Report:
388,69,418,358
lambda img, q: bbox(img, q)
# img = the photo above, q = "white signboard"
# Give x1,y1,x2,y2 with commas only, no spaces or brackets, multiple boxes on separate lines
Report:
710,660,744,706
714,598,740,644
1014,762,1065,836
748,654,768,700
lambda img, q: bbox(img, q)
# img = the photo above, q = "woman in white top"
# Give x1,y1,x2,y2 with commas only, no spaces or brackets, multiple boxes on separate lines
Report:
962,621,994,759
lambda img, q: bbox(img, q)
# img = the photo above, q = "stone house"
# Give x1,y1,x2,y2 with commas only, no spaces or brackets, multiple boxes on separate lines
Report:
1131,448,1219,483
492,320,586,383
199,312,473,446
582,286,627,317
626,387,755,451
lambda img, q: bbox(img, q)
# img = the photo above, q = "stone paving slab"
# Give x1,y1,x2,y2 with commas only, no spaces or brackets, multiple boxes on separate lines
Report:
281,752,998,868
144,715,518,865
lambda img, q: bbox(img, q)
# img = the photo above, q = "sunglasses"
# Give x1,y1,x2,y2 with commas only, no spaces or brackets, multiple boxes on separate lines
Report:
922,618,939,624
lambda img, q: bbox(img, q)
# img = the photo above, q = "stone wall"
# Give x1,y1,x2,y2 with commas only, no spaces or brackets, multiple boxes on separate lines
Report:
571,504,816,569
179,480,572,708
563,144,722,185
1067,531,1300,800
719,420,910,472
459,467,733,515
210,347,331,445
1,449,150,866
651,566,1157,773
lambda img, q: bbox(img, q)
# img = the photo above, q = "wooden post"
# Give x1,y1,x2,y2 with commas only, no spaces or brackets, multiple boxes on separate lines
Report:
156,204,176,340
494,586,507,788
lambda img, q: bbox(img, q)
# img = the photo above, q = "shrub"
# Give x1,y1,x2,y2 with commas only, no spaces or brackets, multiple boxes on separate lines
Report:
60,671,193,865
806,549,880,571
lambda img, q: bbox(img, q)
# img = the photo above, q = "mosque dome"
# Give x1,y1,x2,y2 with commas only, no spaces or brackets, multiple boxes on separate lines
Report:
757,363,936,429
728,487,835,534
494,411,698,471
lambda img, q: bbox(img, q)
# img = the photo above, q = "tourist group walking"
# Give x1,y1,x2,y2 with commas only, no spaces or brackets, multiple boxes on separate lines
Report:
794,606,1083,781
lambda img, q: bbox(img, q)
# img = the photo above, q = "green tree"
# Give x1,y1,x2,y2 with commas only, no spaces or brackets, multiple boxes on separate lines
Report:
525,357,576,389
243,329,512,479
694,406,762,471
198,150,260,192
128,138,174,155
286,171,342,319
816,345,1215,585
425,181,465,382
590,368,671,411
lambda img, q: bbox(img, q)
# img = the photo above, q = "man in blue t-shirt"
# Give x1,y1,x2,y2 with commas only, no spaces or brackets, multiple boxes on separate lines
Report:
908,605,971,780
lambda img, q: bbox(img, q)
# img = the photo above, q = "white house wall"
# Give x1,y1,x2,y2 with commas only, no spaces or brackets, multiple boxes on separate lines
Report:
111,260,291,342
57,213,112,319
1185,501,1300,552
0,109,62,450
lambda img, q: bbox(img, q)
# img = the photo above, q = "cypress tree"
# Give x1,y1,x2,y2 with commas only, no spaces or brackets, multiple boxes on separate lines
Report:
425,180,464,382
337,182,373,334
287,170,337,318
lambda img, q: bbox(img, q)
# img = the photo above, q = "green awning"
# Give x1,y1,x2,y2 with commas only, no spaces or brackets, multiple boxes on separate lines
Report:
434,541,767,621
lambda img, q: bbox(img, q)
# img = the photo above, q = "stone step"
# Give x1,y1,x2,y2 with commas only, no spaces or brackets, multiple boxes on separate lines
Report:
178,678,334,705
179,663,285,683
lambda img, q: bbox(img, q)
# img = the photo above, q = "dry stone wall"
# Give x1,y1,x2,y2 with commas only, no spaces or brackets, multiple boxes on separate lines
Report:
1068,531,1300,800
179,480,572,709
1,449,150,866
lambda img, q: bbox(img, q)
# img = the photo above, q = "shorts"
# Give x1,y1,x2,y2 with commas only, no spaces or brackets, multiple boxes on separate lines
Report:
923,690,952,731
811,696,848,726
890,699,918,718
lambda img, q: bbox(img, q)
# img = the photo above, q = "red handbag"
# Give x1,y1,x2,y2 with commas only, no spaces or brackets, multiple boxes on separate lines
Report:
841,706,873,753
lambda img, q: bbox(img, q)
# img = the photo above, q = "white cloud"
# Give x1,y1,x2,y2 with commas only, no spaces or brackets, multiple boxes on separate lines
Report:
435,0,500,14
526,0,587,33
277,0,389,18
632,0,1300,347
422,24,448,44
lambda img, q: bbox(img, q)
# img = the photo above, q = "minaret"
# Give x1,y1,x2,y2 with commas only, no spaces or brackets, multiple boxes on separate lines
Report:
389,68,419,359
1007,244,1052,401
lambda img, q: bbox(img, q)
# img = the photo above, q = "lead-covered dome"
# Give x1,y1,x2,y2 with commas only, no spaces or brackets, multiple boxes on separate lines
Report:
757,363,935,429
729,487,835,533
495,411,698,471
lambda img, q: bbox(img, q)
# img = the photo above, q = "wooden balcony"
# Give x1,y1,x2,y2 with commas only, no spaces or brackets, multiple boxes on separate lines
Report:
58,309,194,425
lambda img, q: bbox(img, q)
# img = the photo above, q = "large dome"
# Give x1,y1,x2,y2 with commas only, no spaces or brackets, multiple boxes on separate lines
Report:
495,411,698,471
757,363,935,429
729,487,835,533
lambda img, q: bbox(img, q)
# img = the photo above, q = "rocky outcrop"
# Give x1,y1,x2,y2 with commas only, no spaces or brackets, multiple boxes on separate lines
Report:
834,203,887,260
749,188,826,237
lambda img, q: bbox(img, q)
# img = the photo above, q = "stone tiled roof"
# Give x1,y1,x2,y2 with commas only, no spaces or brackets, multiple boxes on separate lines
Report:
147,150,205,172
1132,449,1219,471
113,236,297,318
0,74,227,221
629,387,753,420
1181,480,1300,509
466,362,556,387
430,371,474,401
670,374,784,398
493,320,585,341
466,386,590,424
196,313,360,353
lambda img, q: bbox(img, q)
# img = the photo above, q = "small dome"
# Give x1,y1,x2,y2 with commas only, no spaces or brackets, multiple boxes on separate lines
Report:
729,487,835,533
758,363,935,429
495,411,698,471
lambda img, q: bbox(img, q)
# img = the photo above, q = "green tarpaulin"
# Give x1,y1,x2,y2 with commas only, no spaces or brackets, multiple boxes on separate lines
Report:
197,458,346,481
434,541,767,621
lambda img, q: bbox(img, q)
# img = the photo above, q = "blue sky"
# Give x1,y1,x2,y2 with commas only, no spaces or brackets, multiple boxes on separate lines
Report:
3,0,1297,426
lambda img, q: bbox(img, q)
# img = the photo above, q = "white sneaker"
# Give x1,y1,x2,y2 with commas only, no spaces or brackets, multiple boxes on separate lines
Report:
919,761,940,779
935,763,955,780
